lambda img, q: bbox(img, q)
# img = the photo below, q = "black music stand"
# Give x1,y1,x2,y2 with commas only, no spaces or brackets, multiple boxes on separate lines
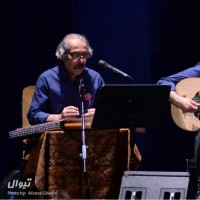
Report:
92,84,170,129
91,84,171,169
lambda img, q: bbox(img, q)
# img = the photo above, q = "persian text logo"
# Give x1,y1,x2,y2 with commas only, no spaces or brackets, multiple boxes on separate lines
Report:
7,178,32,190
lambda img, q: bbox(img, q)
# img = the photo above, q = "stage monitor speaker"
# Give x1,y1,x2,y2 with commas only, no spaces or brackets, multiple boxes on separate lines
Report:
119,171,190,200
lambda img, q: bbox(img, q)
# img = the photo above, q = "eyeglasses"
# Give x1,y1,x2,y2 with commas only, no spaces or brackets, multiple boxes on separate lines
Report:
68,51,91,60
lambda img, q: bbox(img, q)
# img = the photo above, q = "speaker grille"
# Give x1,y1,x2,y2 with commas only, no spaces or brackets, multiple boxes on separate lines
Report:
119,171,190,199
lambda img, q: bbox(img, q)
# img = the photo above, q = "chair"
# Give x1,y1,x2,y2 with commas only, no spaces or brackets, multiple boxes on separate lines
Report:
21,85,41,182
22,85,35,127
21,86,37,161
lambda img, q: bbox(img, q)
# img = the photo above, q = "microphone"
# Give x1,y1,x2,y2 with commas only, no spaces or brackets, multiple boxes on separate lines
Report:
79,79,85,100
98,60,133,81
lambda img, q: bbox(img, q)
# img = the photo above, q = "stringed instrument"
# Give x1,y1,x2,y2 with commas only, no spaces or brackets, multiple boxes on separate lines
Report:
9,117,146,139
9,117,93,139
171,77,200,131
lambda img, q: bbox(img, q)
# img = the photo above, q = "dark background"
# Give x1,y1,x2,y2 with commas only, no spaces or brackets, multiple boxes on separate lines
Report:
0,0,199,180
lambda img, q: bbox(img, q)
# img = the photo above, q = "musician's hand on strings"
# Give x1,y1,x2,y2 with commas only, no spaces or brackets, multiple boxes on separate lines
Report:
178,97,200,113
170,91,200,113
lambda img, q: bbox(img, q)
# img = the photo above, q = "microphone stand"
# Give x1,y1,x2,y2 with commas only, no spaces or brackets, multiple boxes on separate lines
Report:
79,79,90,199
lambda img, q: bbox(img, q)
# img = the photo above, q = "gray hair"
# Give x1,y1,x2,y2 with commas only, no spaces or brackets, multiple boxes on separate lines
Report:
55,33,93,61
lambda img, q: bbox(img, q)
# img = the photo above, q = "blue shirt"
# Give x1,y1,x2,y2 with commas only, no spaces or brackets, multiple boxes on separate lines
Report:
28,65,105,125
157,62,200,90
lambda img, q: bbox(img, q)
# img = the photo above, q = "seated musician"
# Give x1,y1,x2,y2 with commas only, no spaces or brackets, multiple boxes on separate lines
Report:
21,33,141,199
28,33,104,125
157,63,200,199
21,33,103,197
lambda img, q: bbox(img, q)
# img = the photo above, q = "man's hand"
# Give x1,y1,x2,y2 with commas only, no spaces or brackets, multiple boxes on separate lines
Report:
170,91,200,112
84,108,95,117
62,106,80,119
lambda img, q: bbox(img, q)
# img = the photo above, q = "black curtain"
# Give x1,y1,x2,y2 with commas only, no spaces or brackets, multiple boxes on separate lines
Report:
0,0,199,180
